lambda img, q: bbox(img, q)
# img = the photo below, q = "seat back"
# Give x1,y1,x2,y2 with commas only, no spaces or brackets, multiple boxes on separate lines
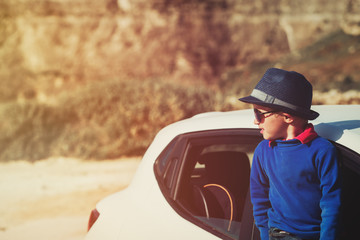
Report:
200,151,250,218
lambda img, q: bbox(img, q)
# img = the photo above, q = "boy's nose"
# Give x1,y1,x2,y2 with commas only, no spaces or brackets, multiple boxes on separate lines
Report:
254,118,260,125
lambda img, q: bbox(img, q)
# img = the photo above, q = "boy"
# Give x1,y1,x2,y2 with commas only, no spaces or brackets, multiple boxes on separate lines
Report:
239,68,341,240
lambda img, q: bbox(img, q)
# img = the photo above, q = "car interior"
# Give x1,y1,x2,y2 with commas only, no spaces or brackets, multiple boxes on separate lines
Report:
175,135,258,239
190,151,249,225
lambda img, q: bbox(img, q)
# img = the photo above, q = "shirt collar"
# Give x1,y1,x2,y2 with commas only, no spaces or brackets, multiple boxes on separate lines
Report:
269,123,318,147
294,123,318,144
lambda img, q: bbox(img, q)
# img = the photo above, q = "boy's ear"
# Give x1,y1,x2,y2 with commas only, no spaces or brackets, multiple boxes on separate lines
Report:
283,113,293,123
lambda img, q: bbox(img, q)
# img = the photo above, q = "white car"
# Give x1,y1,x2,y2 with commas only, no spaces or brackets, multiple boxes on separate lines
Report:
86,105,360,240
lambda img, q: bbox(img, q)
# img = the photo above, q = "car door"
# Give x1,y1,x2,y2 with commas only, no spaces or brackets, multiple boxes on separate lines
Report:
154,128,262,240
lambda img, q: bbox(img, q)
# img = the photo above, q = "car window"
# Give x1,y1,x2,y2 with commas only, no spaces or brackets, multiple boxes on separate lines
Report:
154,137,180,189
155,138,178,175
155,129,262,240
334,143,360,239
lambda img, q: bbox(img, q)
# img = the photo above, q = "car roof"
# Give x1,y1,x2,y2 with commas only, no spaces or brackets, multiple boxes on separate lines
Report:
155,105,360,154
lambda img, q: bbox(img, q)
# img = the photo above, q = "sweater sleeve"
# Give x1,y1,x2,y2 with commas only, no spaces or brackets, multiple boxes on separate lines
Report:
317,145,342,240
250,144,271,240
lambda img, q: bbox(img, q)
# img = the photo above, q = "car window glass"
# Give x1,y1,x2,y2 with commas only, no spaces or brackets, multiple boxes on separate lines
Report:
164,157,178,189
155,138,178,175
334,143,360,239
175,132,261,240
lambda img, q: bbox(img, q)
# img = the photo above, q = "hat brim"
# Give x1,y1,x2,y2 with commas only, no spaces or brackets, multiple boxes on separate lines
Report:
239,95,319,120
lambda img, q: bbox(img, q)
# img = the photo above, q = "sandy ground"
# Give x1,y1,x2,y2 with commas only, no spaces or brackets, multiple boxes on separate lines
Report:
0,157,141,240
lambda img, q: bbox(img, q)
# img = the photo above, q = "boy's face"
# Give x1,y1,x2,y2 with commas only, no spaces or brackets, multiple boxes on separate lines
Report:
252,104,289,141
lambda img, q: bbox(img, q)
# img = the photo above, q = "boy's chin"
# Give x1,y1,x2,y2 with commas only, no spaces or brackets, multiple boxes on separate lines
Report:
261,133,270,140
262,134,277,141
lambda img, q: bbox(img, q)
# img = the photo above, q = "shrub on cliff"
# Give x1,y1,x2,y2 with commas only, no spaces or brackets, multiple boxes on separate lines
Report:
0,78,220,161
54,78,220,159
0,101,76,161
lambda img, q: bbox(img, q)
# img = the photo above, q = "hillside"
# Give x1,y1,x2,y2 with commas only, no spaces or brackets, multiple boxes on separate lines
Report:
221,30,360,103
1,0,360,101
0,0,359,161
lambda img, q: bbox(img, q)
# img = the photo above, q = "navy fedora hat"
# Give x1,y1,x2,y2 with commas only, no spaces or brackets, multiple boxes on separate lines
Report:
239,68,319,120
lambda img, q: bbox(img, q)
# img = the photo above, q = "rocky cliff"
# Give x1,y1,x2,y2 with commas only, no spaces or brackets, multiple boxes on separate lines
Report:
1,0,359,101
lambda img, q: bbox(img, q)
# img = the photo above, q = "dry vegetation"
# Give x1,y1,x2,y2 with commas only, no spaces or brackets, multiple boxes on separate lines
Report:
0,74,358,162
0,78,226,161
0,0,359,162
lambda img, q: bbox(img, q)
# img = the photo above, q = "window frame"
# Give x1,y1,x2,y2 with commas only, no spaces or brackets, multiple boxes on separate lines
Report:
154,128,262,240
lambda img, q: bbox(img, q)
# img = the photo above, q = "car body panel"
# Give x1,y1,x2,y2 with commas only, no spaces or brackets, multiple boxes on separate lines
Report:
86,105,360,239
86,183,220,239
311,105,360,153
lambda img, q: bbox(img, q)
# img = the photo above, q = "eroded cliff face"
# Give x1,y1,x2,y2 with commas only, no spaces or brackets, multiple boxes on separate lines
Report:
1,0,359,100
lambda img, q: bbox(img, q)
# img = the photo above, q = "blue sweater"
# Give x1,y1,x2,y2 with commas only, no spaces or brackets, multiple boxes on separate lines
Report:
251,136,341,240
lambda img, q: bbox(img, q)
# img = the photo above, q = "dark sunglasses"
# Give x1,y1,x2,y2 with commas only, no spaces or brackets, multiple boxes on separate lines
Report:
253,109,278,122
